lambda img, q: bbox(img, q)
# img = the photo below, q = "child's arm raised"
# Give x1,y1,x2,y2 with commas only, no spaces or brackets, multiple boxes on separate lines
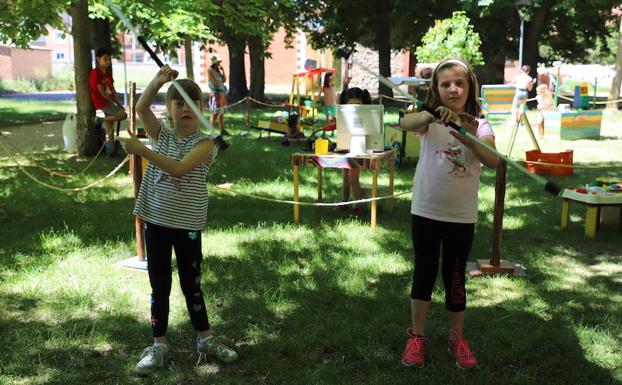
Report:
120,129,215,178
136,65,178,142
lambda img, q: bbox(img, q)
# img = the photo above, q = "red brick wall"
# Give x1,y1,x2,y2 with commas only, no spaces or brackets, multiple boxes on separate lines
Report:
11,47,52,79
0,46,11,81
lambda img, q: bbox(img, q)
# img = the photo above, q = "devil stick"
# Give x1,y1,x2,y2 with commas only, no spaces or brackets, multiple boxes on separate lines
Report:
356,61,562,196
105,0,229,151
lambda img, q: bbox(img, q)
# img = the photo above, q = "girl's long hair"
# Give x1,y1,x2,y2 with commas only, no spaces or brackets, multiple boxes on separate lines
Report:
323,72,334,88
424,58,481,117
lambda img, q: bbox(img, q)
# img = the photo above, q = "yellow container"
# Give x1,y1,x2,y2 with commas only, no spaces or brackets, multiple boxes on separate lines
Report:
315,138,329,155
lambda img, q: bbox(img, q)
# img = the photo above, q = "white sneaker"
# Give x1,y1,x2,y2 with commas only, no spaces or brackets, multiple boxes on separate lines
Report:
197,336,238,364
134,344,169,374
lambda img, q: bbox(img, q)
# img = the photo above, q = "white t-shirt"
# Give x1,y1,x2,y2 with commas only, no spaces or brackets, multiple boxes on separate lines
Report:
411,119,494,224
134,122,216,231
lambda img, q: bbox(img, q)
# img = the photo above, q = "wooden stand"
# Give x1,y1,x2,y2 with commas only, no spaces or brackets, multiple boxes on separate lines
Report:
468,160,524,277
115,81,148,271
505,111,540,157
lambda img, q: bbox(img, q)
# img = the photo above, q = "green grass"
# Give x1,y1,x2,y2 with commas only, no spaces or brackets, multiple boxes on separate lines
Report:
0,105,621,384
0,100,76,128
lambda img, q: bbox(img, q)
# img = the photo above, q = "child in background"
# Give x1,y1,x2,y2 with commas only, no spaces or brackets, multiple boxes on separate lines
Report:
535,84,554,138
509,65,536,123
208,54,229,136
318,72,337,124
119,65,238,374
88,48,127,156
336,87,372,215
399,58,498,369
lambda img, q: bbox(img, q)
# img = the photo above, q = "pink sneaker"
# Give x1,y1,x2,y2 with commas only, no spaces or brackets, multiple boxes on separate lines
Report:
448,331,478,369
401,328,426,368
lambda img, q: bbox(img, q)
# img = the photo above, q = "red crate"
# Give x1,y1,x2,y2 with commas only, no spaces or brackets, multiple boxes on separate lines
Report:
525,149,573,176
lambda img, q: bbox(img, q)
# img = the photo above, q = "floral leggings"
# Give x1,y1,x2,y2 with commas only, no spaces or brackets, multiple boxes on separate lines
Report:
144,222,210,337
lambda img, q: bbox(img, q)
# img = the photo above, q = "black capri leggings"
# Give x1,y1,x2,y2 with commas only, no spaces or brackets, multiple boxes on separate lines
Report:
145,222,210,337
410,215,475,312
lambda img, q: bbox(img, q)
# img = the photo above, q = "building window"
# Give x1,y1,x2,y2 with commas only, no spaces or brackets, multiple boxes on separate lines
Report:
55,31,65,43
54,51,66,61
30,35,46,47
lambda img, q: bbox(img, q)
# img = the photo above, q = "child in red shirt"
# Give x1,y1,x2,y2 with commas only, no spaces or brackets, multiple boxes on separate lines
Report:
88,48,127,156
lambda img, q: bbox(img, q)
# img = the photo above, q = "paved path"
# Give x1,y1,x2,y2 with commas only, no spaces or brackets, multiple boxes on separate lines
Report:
1,91,76,101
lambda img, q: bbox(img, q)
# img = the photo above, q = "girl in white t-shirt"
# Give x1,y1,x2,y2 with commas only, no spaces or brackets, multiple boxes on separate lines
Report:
398,58,499,370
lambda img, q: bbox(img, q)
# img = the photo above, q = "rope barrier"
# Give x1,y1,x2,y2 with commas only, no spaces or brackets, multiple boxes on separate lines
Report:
380,95,412,104
0,133,107,177
247,97,288,109
210,183,412,206
0,137,130,192
554,94,622,105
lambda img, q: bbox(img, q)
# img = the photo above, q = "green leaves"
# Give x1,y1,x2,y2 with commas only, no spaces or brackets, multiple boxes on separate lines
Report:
415,11,484,67
0,0,67,48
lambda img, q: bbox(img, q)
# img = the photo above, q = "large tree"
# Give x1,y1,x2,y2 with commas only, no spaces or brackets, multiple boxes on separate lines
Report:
302,0,455,97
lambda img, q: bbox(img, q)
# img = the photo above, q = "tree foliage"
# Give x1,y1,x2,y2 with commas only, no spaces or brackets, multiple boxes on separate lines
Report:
0,0,67,47
415,11,484,67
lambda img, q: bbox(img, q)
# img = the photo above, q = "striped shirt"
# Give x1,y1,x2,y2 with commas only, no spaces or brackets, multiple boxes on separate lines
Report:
133,122,216,231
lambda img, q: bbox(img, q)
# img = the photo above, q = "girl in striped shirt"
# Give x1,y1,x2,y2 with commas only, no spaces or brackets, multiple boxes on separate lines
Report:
120,65,238,374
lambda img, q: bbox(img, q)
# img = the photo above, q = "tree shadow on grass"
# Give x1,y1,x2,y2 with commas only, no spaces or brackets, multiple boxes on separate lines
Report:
180,230,619,384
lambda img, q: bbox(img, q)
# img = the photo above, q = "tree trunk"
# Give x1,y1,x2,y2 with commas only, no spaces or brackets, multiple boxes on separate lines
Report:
184,36,194,81
608,17,622,110
523,0,557,105
70,0,98,156
225,34,248,102
248,35,265,101
376,1,393,98
90,17,112,53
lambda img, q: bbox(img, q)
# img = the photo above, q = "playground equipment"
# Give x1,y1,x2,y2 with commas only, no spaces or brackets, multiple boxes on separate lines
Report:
289,67,335,120
481,85,515,114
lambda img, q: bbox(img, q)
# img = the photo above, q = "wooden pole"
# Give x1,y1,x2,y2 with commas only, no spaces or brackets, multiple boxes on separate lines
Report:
475,159,515,274
490,160,507,266
129,82,145,261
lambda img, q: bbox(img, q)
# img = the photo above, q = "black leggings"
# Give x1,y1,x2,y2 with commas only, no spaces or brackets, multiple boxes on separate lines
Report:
145,222,210,337
410,215,474,312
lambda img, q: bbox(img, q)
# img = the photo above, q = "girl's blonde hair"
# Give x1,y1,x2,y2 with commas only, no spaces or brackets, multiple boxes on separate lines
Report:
166,79,203,111
424,58,482,117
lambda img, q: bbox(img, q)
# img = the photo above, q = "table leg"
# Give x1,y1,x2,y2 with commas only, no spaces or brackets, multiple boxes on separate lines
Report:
388,156,395,212
293,165,300,224
371,168,378,232
585,206,598,238
561,199,569,229
317,167,323,202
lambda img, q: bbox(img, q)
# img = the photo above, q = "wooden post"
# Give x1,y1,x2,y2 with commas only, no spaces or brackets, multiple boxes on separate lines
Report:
388,151,395,212
129,82,145,262
489,160,506,266
371,168,378,232
521,112,541,151
475,160,515,275
293,165,300,223
317,168,323,202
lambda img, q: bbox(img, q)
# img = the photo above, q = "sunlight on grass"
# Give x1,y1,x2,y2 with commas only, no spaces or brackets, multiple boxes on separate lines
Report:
469,276,529,306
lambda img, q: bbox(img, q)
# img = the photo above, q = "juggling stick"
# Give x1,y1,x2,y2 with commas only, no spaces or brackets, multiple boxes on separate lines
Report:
356,61,562,196
105,0,229,151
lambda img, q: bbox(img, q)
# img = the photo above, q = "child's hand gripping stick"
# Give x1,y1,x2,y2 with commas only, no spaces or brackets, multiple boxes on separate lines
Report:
136,36,229,152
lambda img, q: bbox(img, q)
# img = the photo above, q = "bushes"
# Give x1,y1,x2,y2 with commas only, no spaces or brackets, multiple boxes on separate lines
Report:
0,71,75,93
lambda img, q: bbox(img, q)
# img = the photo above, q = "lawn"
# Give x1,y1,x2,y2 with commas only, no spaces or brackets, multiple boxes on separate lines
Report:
0,103,621,385
0,99,76,128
